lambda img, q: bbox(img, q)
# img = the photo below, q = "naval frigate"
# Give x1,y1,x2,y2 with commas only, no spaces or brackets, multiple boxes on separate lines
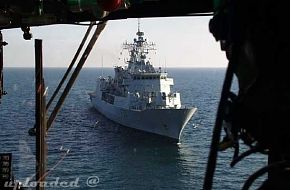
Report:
89,22,197,141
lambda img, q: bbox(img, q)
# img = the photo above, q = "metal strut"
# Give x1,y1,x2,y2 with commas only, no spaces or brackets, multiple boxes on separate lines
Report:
35,39,47,190
47,21,107,131
46,22,95,110
0,31,8,104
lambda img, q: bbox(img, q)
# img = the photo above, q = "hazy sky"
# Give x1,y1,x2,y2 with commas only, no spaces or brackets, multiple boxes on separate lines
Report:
2,16,227,68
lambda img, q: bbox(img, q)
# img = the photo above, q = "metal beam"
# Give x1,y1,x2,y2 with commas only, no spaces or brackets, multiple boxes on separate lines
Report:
0,31,3,102
0,31,7,103
46,23,94,110
35,39,47,190
47,21,107,131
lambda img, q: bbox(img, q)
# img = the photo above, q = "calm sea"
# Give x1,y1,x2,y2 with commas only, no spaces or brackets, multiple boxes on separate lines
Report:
0,68,267,189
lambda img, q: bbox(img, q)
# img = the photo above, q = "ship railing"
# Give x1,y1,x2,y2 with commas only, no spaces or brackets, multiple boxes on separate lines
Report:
129,105,144,111
145,105,169,109
129,104,189,110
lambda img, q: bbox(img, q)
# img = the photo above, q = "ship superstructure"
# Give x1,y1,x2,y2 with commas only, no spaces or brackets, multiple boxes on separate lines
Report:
90,21,196,141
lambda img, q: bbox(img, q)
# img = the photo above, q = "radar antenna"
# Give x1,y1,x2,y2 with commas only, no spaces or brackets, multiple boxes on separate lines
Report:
138,18,141,33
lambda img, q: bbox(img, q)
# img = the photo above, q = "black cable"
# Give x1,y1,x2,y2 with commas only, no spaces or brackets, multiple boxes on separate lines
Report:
203,44,238,190
230,145,261,167
242,160,290,190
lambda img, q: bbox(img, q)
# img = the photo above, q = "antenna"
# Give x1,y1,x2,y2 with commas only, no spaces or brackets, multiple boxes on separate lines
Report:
136,18,144,37
165,57,167,73
101,56,104,77
138,18,141,33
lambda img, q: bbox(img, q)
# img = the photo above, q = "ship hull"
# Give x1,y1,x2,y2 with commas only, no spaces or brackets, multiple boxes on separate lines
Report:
89,93,196,141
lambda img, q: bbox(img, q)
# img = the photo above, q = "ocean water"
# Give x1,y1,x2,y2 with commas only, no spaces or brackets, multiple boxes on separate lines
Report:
0,68,267,189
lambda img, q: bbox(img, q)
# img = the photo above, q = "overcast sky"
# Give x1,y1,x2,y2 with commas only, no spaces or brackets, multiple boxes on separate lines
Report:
2,16,227,68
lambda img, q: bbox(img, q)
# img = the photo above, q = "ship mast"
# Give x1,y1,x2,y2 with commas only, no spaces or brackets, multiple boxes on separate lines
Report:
138,18,141,33
123,19,156,73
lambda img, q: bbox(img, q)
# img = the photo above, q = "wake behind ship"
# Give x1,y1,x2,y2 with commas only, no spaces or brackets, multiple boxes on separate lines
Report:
89,22,197,141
